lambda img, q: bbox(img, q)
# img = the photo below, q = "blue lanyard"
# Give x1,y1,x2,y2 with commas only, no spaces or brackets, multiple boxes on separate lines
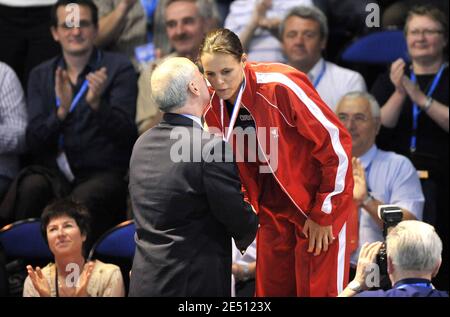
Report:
313,61,326,88
409,63,446,152
56,80,89,113
56,51,101,148
55,50,101,113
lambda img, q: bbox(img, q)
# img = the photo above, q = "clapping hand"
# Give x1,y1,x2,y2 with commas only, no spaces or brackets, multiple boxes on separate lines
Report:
27,265,51,297
86,67,108,111
55,67,73,120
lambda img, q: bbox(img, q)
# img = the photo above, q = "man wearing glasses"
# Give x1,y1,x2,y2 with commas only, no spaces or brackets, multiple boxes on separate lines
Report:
7,0,137,246
335,91,424,273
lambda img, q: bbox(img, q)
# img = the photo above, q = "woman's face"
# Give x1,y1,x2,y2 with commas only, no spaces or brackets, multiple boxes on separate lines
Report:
406,14,447,62
46,215,85,258
201,52,245,102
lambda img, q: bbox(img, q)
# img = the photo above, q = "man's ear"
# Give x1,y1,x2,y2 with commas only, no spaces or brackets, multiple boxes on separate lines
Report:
188,81,200,96
432,259,442,278
50,26,59,42
387,256,394,275
375,117,381,135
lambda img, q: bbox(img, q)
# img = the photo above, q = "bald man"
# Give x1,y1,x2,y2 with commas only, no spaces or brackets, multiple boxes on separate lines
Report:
128,57,258,297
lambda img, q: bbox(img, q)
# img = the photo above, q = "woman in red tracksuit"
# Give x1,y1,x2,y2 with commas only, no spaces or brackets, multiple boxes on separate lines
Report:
199,28,354,297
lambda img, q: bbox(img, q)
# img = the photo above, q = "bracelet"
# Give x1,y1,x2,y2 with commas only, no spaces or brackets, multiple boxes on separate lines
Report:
422,96,433,112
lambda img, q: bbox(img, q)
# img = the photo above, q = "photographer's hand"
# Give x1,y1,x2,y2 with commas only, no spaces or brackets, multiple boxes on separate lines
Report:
354,242,383,288
338,242,383,297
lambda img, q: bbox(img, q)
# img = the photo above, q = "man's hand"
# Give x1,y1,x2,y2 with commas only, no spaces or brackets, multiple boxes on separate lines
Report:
55,67,73,120
26,265,51,297
86,67,108,111
302,218,334,256
354,242,383,289
389,58,406,94
352,157,368,206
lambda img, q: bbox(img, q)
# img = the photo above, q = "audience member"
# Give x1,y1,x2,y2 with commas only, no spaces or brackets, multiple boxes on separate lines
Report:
23,199,125,297
339,220,448,297
280,6,367,110
0,0,137,245
371,5,448,289
0,62,27,205
224,0,310,63
136,0,218,134
93,0,155,71
128,57,257,296
0,0,61,88
335,91,424,264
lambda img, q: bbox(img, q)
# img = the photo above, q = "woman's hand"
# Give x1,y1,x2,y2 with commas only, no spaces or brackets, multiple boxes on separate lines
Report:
74,261,95,297
302,218,335,256
402,75,428,108
26,265,51,297
389,58,406,94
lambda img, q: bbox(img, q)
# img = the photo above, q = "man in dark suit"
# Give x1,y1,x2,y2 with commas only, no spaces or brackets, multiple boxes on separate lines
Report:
128,57,258,297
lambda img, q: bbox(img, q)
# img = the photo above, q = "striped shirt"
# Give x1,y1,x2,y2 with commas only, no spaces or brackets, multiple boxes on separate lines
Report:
0,62,27,179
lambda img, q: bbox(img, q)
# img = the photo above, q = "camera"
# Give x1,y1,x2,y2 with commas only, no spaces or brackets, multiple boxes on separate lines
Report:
376,205,403,289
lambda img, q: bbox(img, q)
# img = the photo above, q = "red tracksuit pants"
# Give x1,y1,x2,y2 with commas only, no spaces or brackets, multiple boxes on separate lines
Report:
254,174,350,297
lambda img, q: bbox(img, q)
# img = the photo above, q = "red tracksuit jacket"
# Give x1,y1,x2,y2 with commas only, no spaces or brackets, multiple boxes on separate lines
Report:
204,62,354,237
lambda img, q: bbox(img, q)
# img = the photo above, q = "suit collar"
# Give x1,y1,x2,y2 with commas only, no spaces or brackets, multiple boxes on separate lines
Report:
162,113,203,129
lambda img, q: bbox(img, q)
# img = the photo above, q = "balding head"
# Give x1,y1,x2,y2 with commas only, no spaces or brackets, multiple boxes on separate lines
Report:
151,57,197,112
151,57,209,115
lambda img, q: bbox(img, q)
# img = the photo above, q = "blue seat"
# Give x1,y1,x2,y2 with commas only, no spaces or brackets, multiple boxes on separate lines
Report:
341,30,410,64
88,220,136,260
0,219,52,259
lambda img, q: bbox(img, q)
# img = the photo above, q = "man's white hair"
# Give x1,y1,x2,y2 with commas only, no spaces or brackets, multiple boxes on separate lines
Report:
387,220,442,273
339,91,381,118
151,57,196,112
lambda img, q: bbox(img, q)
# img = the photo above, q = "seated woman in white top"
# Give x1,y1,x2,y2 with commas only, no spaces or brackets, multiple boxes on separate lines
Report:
23,199,125,297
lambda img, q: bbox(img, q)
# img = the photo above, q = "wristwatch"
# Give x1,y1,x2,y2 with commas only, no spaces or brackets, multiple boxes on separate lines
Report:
362,192,374,206
347,280,362,293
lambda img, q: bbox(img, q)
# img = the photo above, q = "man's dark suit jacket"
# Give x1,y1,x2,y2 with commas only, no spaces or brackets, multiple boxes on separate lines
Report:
128,113,258,297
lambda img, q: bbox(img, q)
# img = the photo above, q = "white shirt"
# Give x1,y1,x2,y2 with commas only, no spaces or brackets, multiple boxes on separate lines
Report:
225,0,312,63
180,113,203,128
231,238,256,297
350,145,424,265
308,58,367,110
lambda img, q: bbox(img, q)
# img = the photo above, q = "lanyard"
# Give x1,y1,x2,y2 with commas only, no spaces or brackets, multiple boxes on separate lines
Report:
56,80,89,113
409,63,446,152
220,80,246,142
55,50,101,113
313,60,326,88
56,50,101,148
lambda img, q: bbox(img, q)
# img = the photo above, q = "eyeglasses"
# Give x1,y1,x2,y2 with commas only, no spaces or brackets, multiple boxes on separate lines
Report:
58,20,94,30
407,29,444,37
338,114,369,124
